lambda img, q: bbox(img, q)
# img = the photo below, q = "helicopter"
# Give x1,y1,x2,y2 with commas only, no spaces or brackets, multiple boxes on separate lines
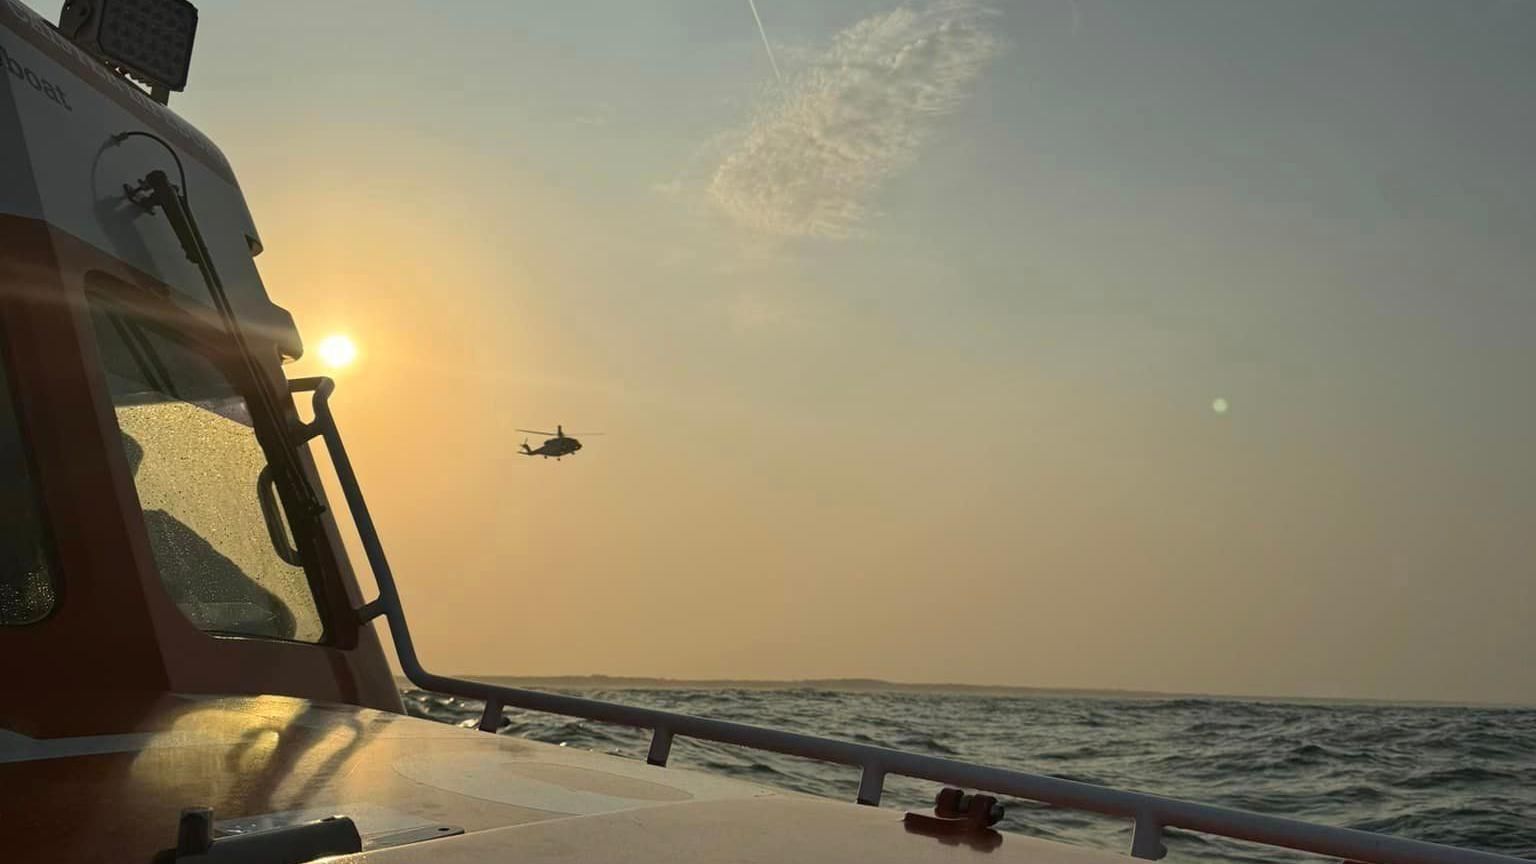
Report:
517,425,601,460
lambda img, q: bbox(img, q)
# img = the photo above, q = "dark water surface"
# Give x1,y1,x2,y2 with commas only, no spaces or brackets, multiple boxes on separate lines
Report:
401,687,1536,863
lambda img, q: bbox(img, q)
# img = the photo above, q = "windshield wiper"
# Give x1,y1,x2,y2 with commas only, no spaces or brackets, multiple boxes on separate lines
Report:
125,163,323,524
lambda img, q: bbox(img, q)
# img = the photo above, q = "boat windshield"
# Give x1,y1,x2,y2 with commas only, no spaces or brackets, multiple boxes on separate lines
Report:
87,298,325,642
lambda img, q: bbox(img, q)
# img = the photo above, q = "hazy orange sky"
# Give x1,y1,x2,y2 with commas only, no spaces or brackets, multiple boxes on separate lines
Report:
31,0,1534,703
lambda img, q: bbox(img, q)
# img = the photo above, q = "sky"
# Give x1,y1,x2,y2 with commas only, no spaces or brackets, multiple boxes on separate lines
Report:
27,0,1536,704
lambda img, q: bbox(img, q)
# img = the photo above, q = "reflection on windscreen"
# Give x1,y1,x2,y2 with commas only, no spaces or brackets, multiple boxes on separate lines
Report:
90,302,324,642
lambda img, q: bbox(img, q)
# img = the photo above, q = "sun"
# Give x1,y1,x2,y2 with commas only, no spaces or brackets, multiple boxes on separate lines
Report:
316,334,358,369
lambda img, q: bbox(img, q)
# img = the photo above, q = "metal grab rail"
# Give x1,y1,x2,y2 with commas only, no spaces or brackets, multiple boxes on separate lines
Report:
290,376,1527,864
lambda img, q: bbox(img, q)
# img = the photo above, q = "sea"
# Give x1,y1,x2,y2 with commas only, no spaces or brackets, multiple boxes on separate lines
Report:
401,684,1536,863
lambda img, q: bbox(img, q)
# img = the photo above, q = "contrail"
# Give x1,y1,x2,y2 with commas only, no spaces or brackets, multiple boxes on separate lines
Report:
746,0,783,83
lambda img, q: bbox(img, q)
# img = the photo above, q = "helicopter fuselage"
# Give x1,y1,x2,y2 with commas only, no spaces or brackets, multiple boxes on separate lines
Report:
521,436,582,459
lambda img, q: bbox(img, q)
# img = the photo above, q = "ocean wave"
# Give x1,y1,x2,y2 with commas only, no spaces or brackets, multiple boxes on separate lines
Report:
1397,765,1524,789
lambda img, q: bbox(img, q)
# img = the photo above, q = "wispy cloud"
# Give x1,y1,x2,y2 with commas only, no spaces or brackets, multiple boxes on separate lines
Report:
708,0,1001,239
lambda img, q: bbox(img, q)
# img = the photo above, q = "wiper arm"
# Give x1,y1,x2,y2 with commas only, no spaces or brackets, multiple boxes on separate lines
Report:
127,167,323,523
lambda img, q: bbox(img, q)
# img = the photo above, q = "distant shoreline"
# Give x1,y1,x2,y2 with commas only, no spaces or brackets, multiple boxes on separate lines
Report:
404,674,1530,709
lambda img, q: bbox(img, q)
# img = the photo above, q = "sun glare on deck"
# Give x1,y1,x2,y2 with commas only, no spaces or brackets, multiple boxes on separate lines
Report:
317,334,358,369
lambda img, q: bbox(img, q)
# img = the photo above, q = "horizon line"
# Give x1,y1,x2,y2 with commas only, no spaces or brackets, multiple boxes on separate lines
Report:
408,673,1533,710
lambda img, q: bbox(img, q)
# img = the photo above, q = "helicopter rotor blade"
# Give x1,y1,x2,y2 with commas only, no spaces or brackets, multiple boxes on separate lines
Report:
515,429,557,436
